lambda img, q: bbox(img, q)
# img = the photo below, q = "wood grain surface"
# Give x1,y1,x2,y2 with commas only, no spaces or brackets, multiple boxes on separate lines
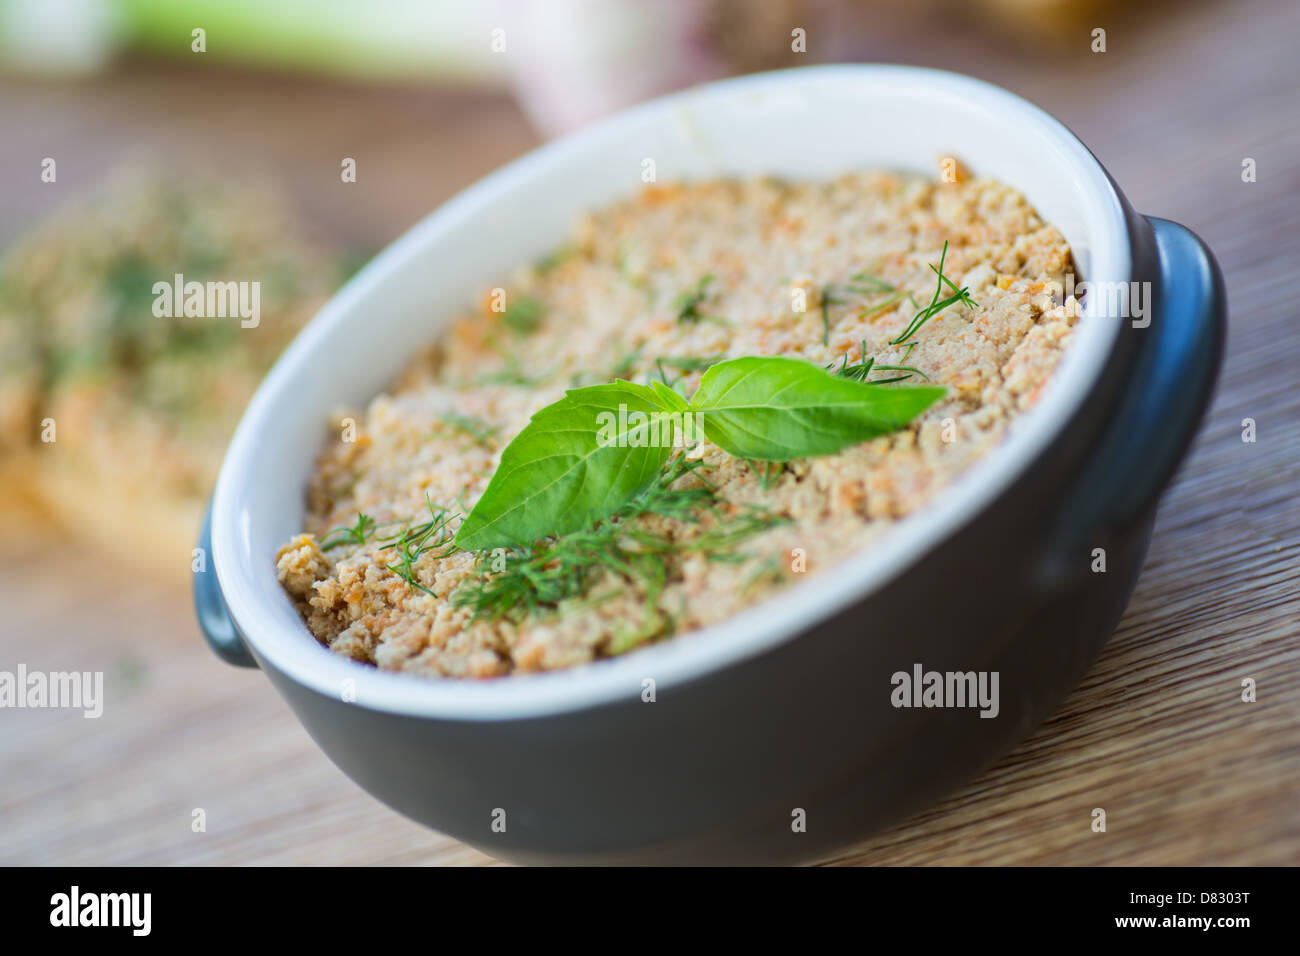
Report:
1,0,1297,865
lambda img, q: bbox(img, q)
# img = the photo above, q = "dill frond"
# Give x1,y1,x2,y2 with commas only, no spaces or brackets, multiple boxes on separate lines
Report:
450,453,784,628
830,339,930,385
476,353,548,387
503,294,545,335
436,411,501,448
652,354,723,388
657,355,723,373
821,243,971,384
534,244,577,274
377,494,460,597
744,458,785,490
610,342,645,379
674,274,725,324
889,241,978,346
319,513,378,550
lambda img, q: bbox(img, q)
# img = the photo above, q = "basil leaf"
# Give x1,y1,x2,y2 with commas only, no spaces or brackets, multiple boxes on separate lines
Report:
455,357,943,550
455,380,681,551
689,356,944,461
650,378,690,412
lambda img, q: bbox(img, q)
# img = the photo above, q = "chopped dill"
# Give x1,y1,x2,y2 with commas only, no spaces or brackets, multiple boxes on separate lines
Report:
615,242,652,296
657,355,724,373
503,294,545,335
744,459,785,490
653,354,725,388
450,453,787,625
890,241,978,347
674,274,723,324
740,553,786,596
476,354,548,387
610,342,645,379
319,513,378,550
830,339,930,385
317,496,459,594
608,607,674,656
697,504,785,556
534,244,577,274
861,289,914,321
818,284,843,346
818,243,973,383
845,273,895,294
819,272,911,344
655,356,728,390
436,411,501,447
654,358,675,387
381,494,460,597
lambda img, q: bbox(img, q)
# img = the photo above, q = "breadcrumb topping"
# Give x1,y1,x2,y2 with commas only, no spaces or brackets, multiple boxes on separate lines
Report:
277,173,1081,678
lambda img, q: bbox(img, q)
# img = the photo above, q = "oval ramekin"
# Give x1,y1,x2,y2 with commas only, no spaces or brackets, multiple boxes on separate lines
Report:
196,65,1225,864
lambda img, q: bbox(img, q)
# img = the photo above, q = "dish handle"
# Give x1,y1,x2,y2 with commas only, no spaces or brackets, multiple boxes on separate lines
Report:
1043,216,1226,578
194,500,259,668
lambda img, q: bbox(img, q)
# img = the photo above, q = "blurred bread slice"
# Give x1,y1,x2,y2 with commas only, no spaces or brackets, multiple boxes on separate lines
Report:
0,169,363,580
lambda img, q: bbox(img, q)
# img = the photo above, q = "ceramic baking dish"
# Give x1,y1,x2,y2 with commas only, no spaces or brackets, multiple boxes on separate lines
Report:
195,65,1225,864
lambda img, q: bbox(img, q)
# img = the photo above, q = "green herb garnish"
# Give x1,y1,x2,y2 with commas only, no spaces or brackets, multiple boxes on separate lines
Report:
319,513,378,550
610,343,645,379
535,244,577,274
317,498,459,595
451,454,786,623
890,241,978,348
443,247,969,613
846,273,895,295
819,245,973,376
674,274,723,324
687,356,941,461
436,411,501,447
454,380,685,551
831,340,930,385
861,289,914,321
503,294,545,335
382,494,460,596
656,355,724,373
740,552,786,596
476,354,548,387
818,285,843,346
745,459,785,490
454,356,942,552
615,242,652,296
652,354,725,388
820,273,909,345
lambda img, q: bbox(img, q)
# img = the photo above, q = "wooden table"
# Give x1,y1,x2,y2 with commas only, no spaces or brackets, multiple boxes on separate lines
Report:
2,0,1297,865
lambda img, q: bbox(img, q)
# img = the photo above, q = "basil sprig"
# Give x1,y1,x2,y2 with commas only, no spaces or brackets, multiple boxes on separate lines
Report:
691,356,942,461
454,357,943,551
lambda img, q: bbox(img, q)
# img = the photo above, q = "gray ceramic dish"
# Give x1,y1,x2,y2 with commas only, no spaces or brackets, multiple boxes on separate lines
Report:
196,66,1225,864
